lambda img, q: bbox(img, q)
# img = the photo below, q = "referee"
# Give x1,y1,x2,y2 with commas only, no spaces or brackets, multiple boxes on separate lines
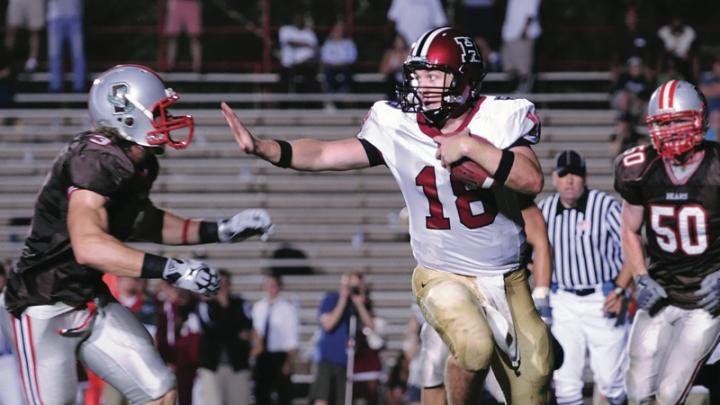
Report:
538,150,631,405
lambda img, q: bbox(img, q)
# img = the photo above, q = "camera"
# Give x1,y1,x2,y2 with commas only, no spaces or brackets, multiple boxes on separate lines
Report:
350,286,361,295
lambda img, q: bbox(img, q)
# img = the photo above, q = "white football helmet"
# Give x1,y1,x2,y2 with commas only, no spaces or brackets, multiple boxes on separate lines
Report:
646,79,708,159
88,64,194,149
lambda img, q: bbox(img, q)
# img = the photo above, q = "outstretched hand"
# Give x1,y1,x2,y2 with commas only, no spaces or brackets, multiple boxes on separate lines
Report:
221,102,256,154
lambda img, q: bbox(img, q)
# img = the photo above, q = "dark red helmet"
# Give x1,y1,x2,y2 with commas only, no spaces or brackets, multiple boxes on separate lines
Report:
397,27,486,127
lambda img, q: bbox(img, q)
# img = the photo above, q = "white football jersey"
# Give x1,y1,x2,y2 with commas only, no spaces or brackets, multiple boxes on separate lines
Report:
357,96,541,276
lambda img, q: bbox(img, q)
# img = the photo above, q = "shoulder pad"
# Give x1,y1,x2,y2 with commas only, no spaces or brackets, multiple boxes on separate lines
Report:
475,97,540,148
614,145,659,184
613,145,660,204
68,134,135,196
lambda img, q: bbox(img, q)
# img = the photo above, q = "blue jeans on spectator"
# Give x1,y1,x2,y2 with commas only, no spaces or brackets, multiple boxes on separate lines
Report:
48,16,85,92
323,66,353,93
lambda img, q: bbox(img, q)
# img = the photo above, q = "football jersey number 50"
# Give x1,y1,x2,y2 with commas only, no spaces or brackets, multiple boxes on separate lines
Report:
650,205,708,254
415,166,497,229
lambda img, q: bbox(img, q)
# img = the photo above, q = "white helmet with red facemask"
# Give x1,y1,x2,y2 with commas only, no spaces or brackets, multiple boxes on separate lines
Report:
646,79,708,159
397,27,486,127
88,64,194,149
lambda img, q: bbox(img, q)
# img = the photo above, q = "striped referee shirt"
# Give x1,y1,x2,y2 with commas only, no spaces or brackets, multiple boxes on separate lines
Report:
538,188,623,289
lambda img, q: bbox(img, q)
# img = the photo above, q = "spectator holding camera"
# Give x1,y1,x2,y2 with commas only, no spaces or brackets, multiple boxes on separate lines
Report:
309,272,379,405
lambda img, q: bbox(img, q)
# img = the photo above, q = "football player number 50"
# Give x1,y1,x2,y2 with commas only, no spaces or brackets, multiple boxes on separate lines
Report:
415,166,497,230
651,205,708,254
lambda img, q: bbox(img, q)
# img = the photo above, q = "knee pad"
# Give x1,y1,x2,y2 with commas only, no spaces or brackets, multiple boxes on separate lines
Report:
420,281,494,372
453,334,494,371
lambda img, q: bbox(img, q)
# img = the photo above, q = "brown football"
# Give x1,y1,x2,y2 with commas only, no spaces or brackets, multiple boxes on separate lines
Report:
450,135,495,189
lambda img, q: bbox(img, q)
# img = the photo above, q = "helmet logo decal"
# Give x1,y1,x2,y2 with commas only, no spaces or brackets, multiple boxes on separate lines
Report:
454,37,480,63
107,83,134,115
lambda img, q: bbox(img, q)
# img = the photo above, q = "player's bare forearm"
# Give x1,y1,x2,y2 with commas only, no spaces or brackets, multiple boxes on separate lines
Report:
292,138,372,171
504,146,543,194
68,190,145,277
522,205,552,288
161,211,201,245
621,201,648,277
614,260,634,289
263,138,371,171
463,142,543,194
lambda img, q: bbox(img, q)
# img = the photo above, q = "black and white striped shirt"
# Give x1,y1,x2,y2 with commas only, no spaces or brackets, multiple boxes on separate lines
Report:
538,189,623,289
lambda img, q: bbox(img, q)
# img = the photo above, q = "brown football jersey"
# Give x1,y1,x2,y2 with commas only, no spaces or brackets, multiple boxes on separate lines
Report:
5,132,159,316
614,141,720,309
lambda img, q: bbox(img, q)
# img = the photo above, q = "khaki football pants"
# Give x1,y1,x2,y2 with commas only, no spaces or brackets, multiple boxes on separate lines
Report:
412,266,553,404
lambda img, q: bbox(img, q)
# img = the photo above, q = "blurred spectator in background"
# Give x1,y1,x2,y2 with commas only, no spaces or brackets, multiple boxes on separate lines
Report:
611,56,654,117
379,33,409,101
252,275,299,405
47,0,86,92
611,6,658,78
386,0,447,48
700,56,720,114
0,265,25,405
47,0,85,93
309,272,378,405
706,109,720,142
385,351,410,405
156,285,201,405
164,0,202,73
501,0,542,93
395,304,424,405
610,112,647,157
351,282,385,405
657,16,699,82
0,44,16,116
270,243,314,277
279,13,318,93
461,0,501,72
195,270,254,405
4,0,45,72
321,21,357,97
116,277,158,334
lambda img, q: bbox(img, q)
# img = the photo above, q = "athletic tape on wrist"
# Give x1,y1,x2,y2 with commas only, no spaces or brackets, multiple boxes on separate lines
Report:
199,221,219,243
273,140,293,168
494,150,514,185
141,253,169,279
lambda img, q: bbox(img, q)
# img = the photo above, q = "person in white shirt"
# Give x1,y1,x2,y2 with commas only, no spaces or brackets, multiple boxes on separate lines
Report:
252,275,299,405
386,0,447,48
223,26,554,404
278,13,318,93
501,0,542,93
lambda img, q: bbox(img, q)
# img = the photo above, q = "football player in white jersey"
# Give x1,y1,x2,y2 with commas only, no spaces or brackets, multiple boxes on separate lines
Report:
223,27,553,404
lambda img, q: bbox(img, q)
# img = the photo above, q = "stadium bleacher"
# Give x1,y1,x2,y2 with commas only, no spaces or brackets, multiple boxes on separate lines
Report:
0,71,626,399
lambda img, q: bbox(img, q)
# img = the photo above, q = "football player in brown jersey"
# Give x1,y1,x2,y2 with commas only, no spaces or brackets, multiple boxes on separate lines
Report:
615,79,720,404
0,65,272,405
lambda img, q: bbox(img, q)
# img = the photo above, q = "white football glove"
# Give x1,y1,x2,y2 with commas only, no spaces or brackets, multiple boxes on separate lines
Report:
217,209,273,242
696,271,720,315
162,258,219,295
532,287,552,326
635,274,668,311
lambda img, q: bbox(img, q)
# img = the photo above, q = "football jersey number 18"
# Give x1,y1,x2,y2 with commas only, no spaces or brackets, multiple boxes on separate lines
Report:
415,166,498,230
